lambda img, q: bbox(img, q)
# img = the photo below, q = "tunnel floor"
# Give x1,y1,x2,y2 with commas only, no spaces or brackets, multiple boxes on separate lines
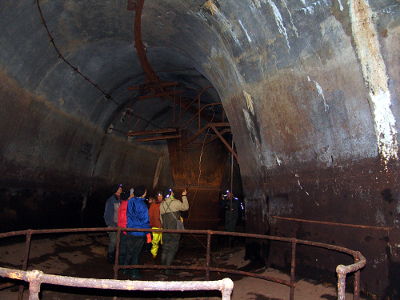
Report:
0,233,365,299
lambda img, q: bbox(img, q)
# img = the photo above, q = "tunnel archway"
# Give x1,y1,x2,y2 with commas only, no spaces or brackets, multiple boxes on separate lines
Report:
1,0,400,298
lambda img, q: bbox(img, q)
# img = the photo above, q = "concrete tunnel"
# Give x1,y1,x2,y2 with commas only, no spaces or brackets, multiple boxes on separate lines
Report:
0,0,399,298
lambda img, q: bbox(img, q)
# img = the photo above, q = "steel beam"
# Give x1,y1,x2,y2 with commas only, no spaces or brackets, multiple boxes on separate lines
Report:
128,128,177,137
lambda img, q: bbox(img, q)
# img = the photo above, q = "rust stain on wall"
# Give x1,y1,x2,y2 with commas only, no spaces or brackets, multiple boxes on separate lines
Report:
167,133,228,229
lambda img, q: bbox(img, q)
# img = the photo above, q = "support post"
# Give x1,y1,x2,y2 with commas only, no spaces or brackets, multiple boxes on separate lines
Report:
19,230,32,300
114,228,121,280
290,240,297,300
337,266,347,300
206,231,211,280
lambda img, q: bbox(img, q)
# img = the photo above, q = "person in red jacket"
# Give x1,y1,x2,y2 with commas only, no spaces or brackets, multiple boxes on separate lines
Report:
117,191,130,268
148,191,163,258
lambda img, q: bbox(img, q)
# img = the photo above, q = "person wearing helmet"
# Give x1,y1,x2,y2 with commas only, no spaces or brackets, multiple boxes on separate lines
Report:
148,191,164,258
160,188,189,274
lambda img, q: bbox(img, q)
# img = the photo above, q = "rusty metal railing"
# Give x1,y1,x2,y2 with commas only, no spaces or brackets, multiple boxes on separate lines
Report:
0,267,233,300
0,228,365,300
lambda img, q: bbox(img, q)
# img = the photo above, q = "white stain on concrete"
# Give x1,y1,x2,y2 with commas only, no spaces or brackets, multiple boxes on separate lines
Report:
297,179,310,196
349,0,398,163
275,154,282,166
238,19,252,43
300,0,330,15
215,11,242,46
380,5,397,15
307,76,329,112
282,0,299,37
243,90,255,114
267,0,291,49
243,109,253,132
200,1,242,46
337,0,344,11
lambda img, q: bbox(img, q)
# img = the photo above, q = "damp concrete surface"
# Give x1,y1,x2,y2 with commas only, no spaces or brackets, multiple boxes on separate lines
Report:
0,233,365,299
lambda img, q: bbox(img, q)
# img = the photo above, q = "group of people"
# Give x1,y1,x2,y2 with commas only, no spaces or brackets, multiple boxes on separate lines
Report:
103,184,189,279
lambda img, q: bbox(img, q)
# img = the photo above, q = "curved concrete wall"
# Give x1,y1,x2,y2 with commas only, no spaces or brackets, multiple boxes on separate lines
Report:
0,0,399,297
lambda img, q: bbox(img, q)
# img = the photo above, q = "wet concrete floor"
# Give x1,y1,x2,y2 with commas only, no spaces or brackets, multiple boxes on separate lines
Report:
0,233,366,299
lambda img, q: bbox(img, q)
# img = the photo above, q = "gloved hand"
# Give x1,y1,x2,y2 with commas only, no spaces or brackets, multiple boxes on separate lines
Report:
146,233,152,243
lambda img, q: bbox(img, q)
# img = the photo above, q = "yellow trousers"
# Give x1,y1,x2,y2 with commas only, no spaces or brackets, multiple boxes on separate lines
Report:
150,227,162,258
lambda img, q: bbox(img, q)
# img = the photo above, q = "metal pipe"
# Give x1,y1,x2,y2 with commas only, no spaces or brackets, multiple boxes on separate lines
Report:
354,270,360,300
290,240,297,300
19,230,32,300
337,266,347,300
272,216,392,231
27,270,43,300
133,0,159,83
0,227,366,300
206,231,211,280
211,126,239,161
0,267,234,300
114,228,121,279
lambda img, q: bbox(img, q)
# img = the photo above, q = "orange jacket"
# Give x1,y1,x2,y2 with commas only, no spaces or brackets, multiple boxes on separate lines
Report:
148,202,161,228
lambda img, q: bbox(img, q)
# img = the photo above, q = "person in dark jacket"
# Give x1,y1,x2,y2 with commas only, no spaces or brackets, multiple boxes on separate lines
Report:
125,185,150,279
222,190,240,232
103,184,123,263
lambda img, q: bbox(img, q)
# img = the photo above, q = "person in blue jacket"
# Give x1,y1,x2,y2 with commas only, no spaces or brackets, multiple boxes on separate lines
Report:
125,185,150,279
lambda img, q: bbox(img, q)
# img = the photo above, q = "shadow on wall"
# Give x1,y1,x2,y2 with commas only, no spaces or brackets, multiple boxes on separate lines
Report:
384,246,400,300
0,185,116,232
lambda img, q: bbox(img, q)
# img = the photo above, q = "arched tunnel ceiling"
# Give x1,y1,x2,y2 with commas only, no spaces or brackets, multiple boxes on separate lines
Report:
1,1,400,296
0,0,223,132
1,0,400,175
2,0,400,168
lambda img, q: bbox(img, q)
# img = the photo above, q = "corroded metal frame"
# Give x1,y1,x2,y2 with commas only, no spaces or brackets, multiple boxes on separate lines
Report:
0,228,365,300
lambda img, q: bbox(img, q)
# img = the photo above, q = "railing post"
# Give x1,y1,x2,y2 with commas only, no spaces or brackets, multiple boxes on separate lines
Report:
353,270,360,300
27,270,43,300
206,231,211,280
114,228,121,280
221,278,234,300
19,230,33,300
290,239,297,300
336,265,347,300
353,251,361,300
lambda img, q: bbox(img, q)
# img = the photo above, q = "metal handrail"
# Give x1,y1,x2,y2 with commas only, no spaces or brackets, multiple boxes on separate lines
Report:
0,227,366,300
0,267,233,300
